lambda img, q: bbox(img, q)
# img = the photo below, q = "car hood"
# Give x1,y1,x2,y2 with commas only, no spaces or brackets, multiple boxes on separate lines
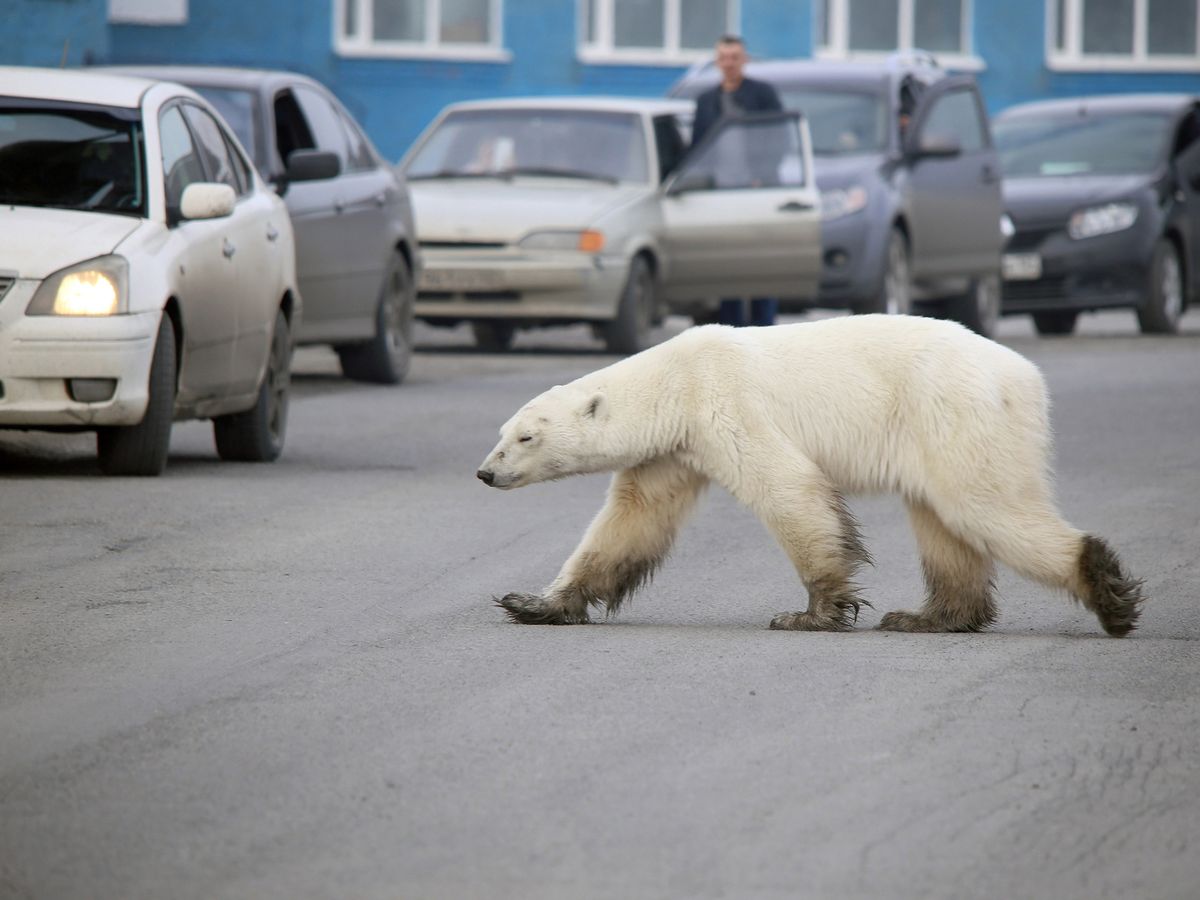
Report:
0,207,143,280
1002,175,1153,227
812,153,885,190
408,179,648,244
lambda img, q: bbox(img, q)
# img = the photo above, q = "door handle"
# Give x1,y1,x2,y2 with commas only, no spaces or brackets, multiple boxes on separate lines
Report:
266,223,279,242
222,238,236,259
777,200,814,212
375,192,388,207
334,199,345,214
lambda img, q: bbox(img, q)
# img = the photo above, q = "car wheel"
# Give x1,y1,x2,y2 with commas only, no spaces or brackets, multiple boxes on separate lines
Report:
337,255,414,384
603,255,654,354
471,320,516,352
213,308,291,462
1032,310,1078,336
857,228,910,316
96,312,176,477
946,272,1001,338
1138,238,1184,335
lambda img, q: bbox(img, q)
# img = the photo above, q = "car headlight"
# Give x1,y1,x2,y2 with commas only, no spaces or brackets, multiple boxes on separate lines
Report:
27,256,129,316
1068,202,1138,240
820,186,869,221
1001,213,1015,239
519,230,606,252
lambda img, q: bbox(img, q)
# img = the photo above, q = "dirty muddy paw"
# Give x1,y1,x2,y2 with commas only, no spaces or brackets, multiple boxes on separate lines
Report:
495,593,589,625
769,611,852,632
877,610,942,633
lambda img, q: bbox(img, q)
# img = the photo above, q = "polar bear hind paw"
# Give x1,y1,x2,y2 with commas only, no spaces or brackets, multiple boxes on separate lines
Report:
495,592,591,625
770,610,854,632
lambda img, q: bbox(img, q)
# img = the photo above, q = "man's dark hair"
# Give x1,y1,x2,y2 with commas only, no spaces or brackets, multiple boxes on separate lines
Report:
717,34,745,46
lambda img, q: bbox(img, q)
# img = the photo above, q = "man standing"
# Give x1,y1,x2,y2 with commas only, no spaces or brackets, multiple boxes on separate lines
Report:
692,35,784,327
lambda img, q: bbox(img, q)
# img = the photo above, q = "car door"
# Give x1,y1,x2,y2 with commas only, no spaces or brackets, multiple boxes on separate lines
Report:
159,103,239,402
183,102,280,395
1170,105,1200,303
658,112,821,301
903,77,1003,279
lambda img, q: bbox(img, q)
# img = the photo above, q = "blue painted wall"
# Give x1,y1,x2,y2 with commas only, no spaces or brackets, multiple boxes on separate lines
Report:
0,0,108,67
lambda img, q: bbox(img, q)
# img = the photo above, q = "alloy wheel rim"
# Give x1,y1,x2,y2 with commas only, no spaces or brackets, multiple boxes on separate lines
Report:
385,271,412,359
1162,252,1183,324
267,325,290,441
885,237,910,315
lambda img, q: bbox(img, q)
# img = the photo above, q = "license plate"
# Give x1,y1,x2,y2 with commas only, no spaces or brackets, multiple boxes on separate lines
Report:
1003,253,1042,281
419,269,504,291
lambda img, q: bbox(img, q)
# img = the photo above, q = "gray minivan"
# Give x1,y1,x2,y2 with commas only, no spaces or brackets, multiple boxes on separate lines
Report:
670,54,1005,336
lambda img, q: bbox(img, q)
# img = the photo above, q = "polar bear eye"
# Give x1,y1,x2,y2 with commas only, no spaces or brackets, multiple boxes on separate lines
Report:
518,435,533,443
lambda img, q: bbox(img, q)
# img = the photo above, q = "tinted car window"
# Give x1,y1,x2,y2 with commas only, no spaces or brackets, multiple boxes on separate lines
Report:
680,115,804,189
292,85,351,168
994,110,1173,177
159,105,206,213
193,86,259,169
779,88,889,155
0,105,146,216
921,88,986,153
182,104,240,193
273,89,316,168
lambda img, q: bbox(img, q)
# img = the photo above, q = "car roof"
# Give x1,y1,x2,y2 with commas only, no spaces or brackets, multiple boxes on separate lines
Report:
442,96,694,116
670,56,940,94
98,64,319,93
997,93,1198,120
0,65,157,108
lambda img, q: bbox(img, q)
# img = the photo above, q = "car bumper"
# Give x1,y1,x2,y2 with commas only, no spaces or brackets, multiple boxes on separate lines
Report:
414,248,627,321
1001,226,1151,314
0,281,159,427
812,214,880,307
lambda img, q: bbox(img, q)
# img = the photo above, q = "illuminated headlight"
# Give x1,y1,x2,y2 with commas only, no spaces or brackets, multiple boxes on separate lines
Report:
1001,213,1015,239
27,256,128,316
519,230,605,252
1068,202,1138,240
820,186,869,221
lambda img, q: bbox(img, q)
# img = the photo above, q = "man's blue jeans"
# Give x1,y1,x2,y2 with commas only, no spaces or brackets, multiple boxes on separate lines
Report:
717,298,779,326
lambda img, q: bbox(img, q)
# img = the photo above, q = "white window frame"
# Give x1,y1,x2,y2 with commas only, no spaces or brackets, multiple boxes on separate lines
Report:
815,0,984,70
109,0,188,25
1047,0,1200,70
578,0,740,66
333,0,511,62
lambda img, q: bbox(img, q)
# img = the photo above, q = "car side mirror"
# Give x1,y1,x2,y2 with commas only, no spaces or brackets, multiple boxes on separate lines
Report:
667,170,716,195
179,182,236,221
286,149,341,183
910,133,963,159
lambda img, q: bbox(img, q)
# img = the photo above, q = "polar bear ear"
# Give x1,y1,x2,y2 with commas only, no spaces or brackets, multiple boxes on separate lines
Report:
582,392,607,420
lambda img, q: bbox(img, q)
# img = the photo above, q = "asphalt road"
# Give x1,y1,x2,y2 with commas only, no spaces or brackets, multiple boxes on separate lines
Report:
2,309,1199,900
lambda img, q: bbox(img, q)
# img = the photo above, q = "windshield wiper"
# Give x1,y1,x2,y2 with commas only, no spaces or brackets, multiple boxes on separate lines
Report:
507,166,619,184
406,170,513,181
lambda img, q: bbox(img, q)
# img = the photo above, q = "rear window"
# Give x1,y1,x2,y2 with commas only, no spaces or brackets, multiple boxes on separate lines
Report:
0,103,146,216
994,110,1173,177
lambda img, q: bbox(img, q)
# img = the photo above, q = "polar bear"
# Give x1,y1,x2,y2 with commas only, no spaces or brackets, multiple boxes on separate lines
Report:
476,315,1143,636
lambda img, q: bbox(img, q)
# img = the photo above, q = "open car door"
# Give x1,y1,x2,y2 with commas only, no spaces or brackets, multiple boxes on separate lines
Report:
659,111,821,303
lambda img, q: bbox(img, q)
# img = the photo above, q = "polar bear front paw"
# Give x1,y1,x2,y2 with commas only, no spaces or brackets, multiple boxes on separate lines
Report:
495,592,591,625
769,611,853,632
877,610,944,632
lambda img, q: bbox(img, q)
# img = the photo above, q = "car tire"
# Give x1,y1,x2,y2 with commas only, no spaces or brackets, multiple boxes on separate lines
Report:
1032,310,1078,336
96,312,176,477
946,272,1001,338
1138,238,1185,335
471,320,516,352
603,255,654,354
337,255,414,384
213,308,291,462
857,228,910,316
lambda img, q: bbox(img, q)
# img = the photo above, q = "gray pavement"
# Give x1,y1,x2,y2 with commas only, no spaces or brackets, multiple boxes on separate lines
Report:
2,309,1199,899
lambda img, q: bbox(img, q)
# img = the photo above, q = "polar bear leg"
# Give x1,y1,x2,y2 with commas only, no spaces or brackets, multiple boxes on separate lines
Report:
496,457,708,625
878,500,998,632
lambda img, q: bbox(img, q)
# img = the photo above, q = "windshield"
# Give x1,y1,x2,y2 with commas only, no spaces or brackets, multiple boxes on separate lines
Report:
406,109,649,183
994,110,1172,177
0,104,146,216
192,86,260,170
779,88,889,155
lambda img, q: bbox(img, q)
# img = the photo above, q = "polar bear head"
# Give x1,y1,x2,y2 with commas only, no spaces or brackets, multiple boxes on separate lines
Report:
476,384,609,489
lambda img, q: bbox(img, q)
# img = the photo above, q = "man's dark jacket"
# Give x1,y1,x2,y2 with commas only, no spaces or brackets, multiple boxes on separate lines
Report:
691,77,784,148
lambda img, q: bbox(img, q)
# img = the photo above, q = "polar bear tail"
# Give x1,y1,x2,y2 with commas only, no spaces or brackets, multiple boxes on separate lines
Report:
1076,535,1145,638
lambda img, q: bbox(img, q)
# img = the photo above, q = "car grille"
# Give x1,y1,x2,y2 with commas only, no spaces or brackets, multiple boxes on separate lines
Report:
420,240,507,250
1006,227,1059,253
419,290,522,302
1003,276,1067,303
0,275,14,303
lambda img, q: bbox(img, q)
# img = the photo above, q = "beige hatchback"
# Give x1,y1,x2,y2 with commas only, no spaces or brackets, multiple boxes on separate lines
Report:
400,97,821,353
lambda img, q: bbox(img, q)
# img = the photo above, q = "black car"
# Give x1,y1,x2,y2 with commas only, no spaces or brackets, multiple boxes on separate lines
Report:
105,65,421,382
670,54,1005,336
993,94,1200,335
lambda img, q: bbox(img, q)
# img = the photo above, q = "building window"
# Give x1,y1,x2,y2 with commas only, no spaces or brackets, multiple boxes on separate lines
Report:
816,0,976,63
1049,0,1200,69
109,0,187,25
579,0,738,64
335,0,507,59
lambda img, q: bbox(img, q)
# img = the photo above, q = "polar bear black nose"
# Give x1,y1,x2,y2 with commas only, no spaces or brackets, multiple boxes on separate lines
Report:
477,469,495,485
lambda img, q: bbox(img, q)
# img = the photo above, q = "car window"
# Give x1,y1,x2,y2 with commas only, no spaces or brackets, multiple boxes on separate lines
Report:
182,104,241,194
920,88,986,153
192,86,259,170
292,85,351,169
222,130,255,195
337,107,377,172
677,115,805,190
273,89,316,169
994,111,1173,177
653,115,687,182
159,105,207,214
778,88,889,155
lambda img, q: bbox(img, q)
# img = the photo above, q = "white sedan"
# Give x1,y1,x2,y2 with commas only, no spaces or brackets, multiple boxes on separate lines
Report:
0,67,302,475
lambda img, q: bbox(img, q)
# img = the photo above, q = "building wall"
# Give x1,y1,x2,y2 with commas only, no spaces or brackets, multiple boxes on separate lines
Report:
1,0,109,68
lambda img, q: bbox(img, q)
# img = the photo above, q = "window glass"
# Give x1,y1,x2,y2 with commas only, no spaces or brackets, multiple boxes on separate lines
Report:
182,104,240,191
653,115,687,181
273,90,317,168
994,110,1172,177
1082,0,1134,54
159,105,206,212
913,0,962,52
222,132,254,195
779,88,889,155
680,0,727,50
339,109,378,172
848,0,899,51
292,86,351,167
614,0,664,48
440,0,490,41
374,0,424,40
192,87,259,170
921,89,985,153
1148,0,1197,55
680,116,805,189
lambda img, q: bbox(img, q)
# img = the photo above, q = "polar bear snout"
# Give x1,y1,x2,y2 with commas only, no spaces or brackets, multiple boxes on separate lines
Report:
476,468,495,486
